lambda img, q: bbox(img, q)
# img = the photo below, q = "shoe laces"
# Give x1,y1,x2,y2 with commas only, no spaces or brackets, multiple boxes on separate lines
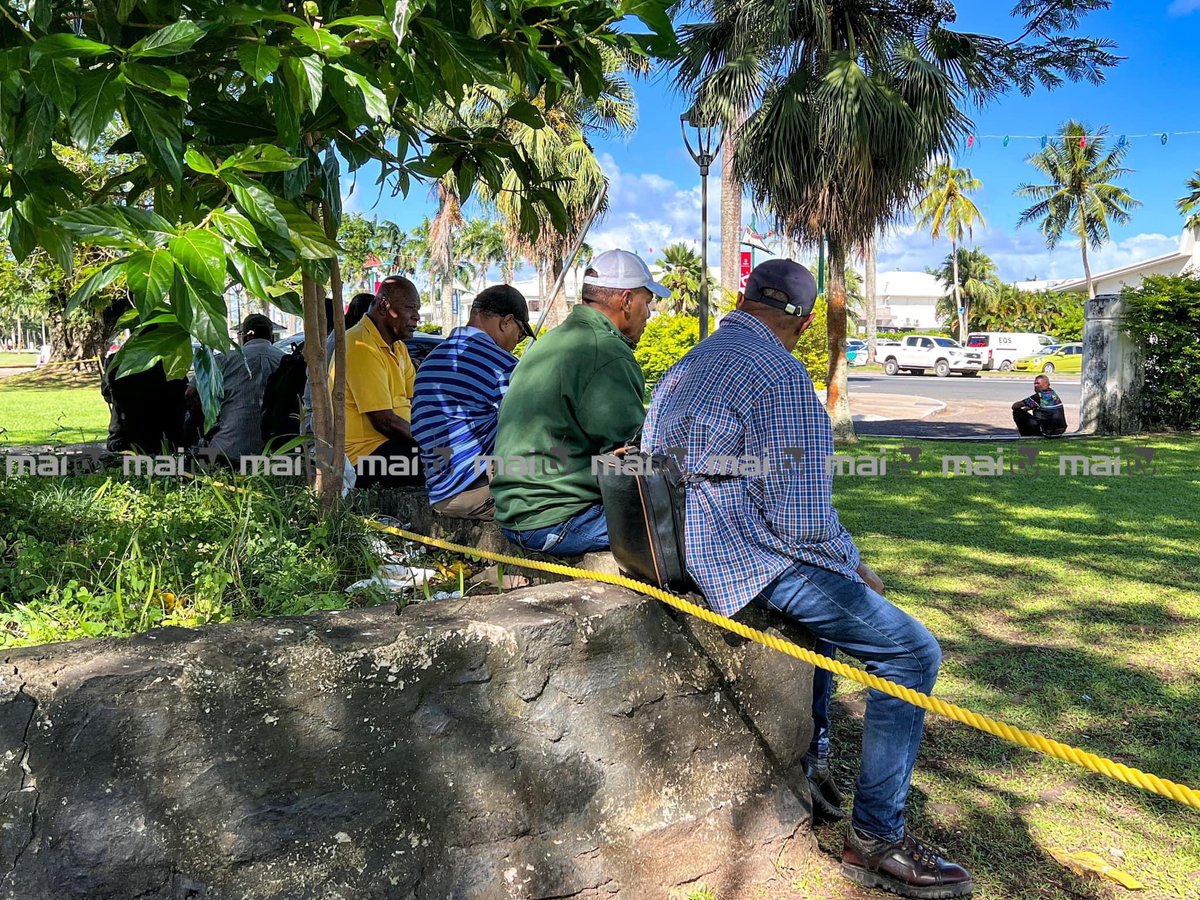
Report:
901,832,942,870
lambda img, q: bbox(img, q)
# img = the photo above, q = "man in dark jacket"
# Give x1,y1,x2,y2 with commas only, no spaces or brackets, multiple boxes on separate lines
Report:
1012,375,1068,437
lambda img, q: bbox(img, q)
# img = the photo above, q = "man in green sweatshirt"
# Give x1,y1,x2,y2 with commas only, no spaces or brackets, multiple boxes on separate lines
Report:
492,249,667,556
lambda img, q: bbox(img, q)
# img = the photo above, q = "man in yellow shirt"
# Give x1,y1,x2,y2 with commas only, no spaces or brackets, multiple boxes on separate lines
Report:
336,275,423,488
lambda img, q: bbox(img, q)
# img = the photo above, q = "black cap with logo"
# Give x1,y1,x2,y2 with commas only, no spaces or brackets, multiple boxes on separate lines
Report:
472,285,535,338
743,259,819,317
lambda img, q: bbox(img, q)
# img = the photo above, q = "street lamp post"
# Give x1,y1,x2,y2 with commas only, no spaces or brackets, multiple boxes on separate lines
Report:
681,107,721,340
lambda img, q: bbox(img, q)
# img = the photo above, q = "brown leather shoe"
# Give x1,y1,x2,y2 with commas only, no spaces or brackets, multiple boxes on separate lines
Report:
842,826,974,898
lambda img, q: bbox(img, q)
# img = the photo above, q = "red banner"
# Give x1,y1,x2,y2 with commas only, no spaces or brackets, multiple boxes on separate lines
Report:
739,251,752,290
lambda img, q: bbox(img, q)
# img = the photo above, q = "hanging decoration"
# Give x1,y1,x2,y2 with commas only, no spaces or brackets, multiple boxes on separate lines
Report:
1003,135,1010,147
966,134,976,149
1079,136,1087,148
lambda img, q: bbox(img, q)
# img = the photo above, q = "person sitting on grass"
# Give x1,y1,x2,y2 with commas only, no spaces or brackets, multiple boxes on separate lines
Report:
491,249,667,556
411,285,534,520
334,276,423,489
642,258,973,899
1012,375,1067,437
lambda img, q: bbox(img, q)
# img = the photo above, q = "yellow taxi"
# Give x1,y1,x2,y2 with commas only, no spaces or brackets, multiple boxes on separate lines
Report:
1013,342,1083,374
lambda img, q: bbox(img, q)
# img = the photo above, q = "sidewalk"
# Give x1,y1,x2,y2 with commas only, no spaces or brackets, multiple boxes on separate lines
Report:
850,392,944,423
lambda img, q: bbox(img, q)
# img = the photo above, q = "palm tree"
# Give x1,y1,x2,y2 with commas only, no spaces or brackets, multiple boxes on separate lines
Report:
1016,121,1140,298
1178,170,1200,233
658,242,704,314
933,247,1002,337
915,163,985,340
459,218,509,291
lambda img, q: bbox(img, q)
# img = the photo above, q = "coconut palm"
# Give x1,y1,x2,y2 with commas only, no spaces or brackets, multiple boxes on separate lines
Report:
933,247,1002,337
915,163,985,340
675,1,1118,441
1178,170,1200,233
1016,121,1140,298
459,218,509,291
658,242,704,314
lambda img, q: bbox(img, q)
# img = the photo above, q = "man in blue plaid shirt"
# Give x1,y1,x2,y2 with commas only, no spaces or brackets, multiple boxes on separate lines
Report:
643,260,972,898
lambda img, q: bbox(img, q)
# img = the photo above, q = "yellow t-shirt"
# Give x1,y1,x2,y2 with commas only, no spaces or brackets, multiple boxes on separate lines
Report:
332,316,415,464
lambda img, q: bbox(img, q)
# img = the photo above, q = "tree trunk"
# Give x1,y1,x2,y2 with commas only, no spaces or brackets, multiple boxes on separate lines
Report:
864,234,878,364
950,238,964,339
825,240,856,444
1079,211,1095,299
16,316,22,351
301,273,340,510
720,118,744,299
542,257,568,330
323,201,348,509
47,288,126,363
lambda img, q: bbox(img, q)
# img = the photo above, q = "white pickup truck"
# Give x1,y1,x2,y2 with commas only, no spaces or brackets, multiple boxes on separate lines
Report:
880,335,983,377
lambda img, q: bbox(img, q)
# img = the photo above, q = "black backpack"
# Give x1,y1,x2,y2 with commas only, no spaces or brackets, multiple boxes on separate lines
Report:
261,342,309,450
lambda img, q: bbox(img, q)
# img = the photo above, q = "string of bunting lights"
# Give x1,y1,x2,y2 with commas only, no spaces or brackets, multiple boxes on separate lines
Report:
966,130,1200,149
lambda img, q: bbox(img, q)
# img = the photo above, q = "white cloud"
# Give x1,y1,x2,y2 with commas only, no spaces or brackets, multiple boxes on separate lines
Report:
1168,0,1200,16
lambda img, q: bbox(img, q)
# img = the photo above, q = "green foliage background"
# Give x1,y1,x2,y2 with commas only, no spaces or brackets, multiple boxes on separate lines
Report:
1123,274,1200,430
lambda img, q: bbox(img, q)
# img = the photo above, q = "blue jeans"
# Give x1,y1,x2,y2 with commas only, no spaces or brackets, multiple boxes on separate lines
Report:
502,503,610,557
754,561,942,842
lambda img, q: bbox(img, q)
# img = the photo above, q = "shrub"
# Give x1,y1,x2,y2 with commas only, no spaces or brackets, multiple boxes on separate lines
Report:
793,297,830,383
635,314,710,387
1123,274,1200,430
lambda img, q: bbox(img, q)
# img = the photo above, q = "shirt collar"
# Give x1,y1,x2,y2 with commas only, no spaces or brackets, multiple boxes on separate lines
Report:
360,315,397,354
571,303,636,348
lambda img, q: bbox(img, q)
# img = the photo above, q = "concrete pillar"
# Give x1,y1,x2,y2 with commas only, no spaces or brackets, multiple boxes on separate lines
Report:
1078,293,1142,434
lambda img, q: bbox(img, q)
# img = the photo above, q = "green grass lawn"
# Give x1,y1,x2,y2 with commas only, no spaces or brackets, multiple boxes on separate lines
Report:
0,352,38,367
812,435,1200,900
0,367,109,445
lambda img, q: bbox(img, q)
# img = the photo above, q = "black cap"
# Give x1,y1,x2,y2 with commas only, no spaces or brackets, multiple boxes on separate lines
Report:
238,313,274,339
472,285,534,338
744,259,819,317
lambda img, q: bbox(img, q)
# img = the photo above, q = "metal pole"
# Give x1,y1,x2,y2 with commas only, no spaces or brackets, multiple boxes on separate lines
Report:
532,188,606,339
699,165,710,340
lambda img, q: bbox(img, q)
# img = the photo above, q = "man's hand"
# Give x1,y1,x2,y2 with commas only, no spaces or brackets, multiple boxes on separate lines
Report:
366,409,414,443
857,561,885,596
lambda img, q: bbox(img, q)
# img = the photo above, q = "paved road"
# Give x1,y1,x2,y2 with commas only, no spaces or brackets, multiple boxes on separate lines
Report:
849,372,1080,404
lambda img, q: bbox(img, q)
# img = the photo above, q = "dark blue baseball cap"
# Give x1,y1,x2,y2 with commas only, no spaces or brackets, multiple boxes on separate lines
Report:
743,259,818,317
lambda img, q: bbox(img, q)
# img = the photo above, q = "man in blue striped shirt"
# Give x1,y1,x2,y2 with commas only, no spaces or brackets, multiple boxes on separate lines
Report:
411,286,533,519
643,260,972,898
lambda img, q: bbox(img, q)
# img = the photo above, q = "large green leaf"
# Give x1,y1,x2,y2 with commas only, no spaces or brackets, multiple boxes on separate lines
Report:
227,175,289,239
56,206,144,248
220,144,306,174
125,248,175,315
115,322,193,380
68,259,126,312
172,268,231,350
123,207,176,247
238,43,282,85
278,203,341,259
35,224,73,274
184,147,218,175
123,87,183,183
266,284,304,317
14,88,56,169
292,26,350,58
192,344,224,432
169,228,227,294
330,63,389,121
122,62,189,100
129,21,205,59
228,251,275,300
272,76,300,148
29,34,112,65
211,208,265,251
69,68,124,150
31,58,77,110
287,55,324,111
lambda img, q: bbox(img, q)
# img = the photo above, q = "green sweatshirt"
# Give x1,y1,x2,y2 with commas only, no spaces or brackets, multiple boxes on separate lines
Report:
492,303,646,531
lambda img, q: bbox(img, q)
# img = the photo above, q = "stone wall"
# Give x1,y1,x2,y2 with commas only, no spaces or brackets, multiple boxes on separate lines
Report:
1,582,816,900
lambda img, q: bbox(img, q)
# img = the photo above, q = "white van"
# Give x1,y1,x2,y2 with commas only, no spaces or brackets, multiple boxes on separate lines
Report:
965,332,1056,371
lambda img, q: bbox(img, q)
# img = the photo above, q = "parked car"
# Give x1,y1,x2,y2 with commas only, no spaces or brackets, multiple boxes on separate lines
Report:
1013,342,1083,374
965,332,1057,371
846,339,868,366
274,331,444,369
880,335,983,377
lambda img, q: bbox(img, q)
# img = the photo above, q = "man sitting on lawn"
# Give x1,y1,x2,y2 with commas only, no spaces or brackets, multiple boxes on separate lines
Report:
642,259,973,898
411,285,534,519
207,313,284,465
491,249,666,556
1012,375,1067,437
335,276,423,488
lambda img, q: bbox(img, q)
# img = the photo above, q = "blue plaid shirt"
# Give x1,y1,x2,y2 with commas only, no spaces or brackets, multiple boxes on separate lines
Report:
642,311,862,616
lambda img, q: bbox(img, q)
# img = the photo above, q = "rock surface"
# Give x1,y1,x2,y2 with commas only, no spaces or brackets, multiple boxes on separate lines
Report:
1,582,816,899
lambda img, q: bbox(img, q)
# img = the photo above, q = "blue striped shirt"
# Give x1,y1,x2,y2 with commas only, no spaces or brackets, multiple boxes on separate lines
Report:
411,326,516,504
642,311,862,616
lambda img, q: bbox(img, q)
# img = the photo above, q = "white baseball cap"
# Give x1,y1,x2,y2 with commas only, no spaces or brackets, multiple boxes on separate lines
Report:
583,249,670,299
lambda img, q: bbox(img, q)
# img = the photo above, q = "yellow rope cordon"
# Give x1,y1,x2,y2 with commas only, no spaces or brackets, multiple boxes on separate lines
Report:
367,520,1200,814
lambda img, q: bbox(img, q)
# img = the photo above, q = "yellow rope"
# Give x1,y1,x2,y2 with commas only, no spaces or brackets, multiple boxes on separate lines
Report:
366,520,1200,814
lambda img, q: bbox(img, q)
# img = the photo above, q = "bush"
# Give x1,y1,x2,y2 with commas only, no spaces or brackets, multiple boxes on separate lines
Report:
793,298,830,383
1123,274,1200,430
635,314,711,387
0,476,378,648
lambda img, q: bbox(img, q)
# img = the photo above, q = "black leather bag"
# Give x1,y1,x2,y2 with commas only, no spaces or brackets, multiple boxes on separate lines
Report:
596,444,695,593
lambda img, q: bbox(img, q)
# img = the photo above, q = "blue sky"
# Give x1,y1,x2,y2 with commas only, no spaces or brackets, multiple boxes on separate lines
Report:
344,2,1200,283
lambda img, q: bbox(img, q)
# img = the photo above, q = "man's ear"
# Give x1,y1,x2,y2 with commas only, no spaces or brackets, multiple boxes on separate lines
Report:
797,311,817,334
735,293,747,310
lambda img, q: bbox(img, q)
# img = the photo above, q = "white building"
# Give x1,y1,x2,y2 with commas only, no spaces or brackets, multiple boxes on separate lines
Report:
1055,228,1200,296
874,271,945,330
